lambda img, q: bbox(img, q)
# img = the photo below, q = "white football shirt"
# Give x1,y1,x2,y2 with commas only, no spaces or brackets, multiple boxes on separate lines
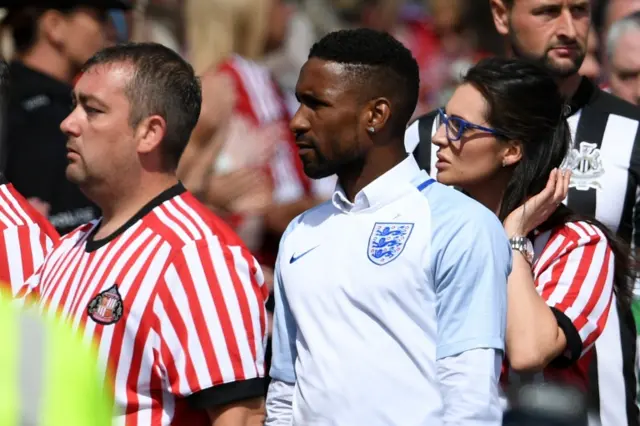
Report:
268,155,512,425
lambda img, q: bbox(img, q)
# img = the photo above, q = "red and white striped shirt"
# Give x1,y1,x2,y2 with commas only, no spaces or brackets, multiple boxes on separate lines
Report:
218,56,312,266
503,221,615,389
0,181,59,296
26,184,269,425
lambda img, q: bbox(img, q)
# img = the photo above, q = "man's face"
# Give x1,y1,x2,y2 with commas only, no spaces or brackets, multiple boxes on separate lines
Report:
497,0,591,78
609,28,640,105
61,63,138,189
60,7,110,70
290,58,367,179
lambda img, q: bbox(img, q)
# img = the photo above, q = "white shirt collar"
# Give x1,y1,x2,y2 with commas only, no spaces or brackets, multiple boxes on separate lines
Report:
331,155,428,213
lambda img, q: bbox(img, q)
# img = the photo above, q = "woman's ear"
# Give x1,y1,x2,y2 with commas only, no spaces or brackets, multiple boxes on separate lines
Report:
501,140,523,167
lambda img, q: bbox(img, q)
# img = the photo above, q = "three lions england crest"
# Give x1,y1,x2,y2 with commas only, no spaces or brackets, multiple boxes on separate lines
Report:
367,222,414,266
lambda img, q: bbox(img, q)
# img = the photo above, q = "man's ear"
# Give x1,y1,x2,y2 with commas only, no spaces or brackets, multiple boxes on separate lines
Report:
40,9,69,48
363,97,392,134
136,115,167,155
490,0,510,37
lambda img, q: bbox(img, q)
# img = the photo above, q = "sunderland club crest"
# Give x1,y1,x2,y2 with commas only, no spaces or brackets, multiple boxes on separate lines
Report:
367,222,414,266
87,284,124,325
561,141,605,191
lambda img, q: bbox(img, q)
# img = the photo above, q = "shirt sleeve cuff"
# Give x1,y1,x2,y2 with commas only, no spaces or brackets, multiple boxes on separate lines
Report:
548,307,583,368
186,377,266,409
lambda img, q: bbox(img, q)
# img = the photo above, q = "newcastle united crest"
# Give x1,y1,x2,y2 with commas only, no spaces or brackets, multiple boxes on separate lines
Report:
562,141,605,191
87,284,124,325
367,222,414,266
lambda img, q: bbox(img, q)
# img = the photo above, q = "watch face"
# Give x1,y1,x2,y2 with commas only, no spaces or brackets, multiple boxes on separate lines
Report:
525,238,534,253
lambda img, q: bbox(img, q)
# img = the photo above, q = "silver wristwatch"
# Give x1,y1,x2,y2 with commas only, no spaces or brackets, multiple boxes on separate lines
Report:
509,236,534,264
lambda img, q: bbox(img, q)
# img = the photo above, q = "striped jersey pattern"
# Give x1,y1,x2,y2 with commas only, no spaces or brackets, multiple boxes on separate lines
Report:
533,222,614,354
0,180,59,297
406,77,640,426
502,221,615,404
24,184,269,426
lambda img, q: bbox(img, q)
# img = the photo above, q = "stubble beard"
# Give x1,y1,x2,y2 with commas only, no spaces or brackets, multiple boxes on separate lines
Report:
508,29,585,79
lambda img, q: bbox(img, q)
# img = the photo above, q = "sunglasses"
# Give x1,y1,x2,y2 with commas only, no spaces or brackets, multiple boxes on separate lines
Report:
436,108,504,142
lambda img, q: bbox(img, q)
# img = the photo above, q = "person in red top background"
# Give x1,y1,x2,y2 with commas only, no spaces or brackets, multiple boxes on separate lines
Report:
338,0,504,115
181,0,322,269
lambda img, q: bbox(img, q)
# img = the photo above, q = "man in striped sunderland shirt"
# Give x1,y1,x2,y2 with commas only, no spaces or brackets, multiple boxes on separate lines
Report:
405,1,640,425
21,43,269,425
0,59,60,297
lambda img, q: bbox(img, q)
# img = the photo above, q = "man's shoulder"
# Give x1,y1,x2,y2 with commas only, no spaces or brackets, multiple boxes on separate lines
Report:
147,190,250,252
283,200,335,237
590,88,640,122
0,183,57,235
421,182,497,219
420,183,506,239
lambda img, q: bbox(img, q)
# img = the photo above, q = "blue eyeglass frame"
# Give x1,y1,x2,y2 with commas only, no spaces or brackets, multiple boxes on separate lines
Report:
437,108,503,142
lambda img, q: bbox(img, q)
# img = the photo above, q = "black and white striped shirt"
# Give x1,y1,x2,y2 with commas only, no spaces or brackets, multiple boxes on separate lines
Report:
405,77,640,426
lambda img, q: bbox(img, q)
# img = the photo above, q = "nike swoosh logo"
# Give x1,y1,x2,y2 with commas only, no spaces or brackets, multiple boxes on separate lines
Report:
290,246,320,264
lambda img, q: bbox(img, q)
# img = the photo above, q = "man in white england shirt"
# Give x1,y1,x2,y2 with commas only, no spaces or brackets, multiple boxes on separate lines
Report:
266,28,513,426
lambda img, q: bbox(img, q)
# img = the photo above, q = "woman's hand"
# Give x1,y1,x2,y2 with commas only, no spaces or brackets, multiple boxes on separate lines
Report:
503,168,572,238
204,168,273,214
219,115,283,171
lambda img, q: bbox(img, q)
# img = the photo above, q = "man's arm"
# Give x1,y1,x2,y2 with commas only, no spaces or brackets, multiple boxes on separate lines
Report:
265,254,298,426
432,206,511,425
207,397,265,426
0,184,60,297
154,238,269,425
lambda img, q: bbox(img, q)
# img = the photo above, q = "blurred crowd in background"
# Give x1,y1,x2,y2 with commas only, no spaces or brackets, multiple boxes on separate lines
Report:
3,0,640,253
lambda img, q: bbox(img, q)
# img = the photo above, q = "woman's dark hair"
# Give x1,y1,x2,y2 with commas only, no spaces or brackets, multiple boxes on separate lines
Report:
464,56,635,310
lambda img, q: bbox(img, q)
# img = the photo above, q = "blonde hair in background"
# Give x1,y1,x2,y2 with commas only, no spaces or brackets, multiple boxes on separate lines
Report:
185,0,271,74
0,9,14,60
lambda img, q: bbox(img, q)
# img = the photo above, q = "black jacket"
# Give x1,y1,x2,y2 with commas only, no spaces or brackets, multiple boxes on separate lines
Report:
5,61,99,235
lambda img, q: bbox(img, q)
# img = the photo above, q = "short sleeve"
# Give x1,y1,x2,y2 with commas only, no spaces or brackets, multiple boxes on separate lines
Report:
533,222,614,363
153,238,269,409
432,206,511,360
0,184,59,297
0,224,57,298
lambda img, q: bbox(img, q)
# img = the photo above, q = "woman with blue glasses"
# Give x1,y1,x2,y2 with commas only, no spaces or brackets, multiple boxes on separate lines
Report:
431,57,635,412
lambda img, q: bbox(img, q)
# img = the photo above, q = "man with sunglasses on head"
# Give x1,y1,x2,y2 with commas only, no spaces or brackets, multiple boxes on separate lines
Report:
1,0,131,235
406,1,640,425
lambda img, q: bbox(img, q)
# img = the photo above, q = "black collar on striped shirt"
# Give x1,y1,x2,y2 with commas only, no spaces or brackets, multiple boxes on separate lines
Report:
565,77,596,118
85,182,187,252
0,174,6,185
